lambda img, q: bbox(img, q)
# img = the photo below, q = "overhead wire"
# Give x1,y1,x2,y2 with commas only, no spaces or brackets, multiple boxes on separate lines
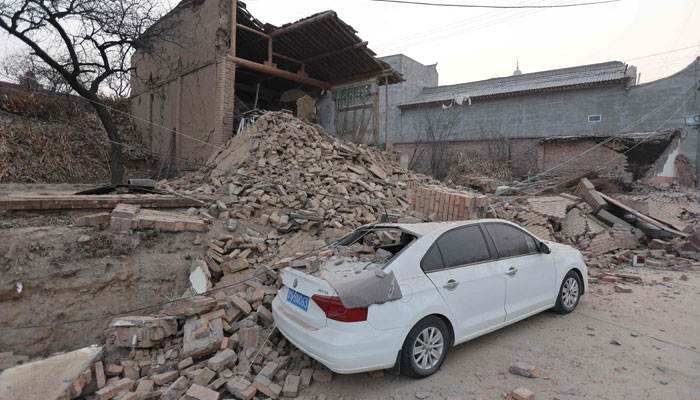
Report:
509,89,694,190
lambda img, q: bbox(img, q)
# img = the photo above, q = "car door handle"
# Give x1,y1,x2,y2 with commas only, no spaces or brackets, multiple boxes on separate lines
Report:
505,267,518,276
443,279,459,290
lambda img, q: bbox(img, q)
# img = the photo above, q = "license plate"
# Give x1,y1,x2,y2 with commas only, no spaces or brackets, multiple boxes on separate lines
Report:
286,288,310,311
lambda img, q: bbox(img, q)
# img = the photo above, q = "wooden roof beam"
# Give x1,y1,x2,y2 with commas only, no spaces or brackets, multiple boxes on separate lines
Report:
303,41,368,64
269,11,335,37
329,68,395,86
229,56,330,89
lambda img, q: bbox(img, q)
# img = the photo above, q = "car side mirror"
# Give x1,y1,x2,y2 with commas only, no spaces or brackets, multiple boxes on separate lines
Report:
539,242,551,254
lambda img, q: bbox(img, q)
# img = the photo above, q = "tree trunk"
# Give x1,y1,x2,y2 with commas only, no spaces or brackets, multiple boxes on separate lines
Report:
90,99,125,184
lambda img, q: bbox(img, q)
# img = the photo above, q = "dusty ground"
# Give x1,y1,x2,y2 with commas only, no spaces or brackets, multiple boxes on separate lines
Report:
303,267,700,400
0,220,203,356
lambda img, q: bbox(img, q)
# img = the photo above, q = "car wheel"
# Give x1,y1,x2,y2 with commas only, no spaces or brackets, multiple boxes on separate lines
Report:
554,270,582,314
401,316,449,378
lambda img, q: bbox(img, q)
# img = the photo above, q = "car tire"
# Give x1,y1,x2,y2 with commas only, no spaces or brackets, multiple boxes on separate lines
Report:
554,270,582,314
400,316,449,378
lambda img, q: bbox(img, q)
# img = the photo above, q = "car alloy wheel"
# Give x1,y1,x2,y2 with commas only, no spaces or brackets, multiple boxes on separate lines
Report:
401,316,450,378
561,277,579,309
413,327,444,370
554,270,582,314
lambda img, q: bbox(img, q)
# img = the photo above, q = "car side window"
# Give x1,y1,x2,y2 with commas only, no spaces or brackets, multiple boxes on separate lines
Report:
421,243,445,272
485,224,538,258
435,226,491,268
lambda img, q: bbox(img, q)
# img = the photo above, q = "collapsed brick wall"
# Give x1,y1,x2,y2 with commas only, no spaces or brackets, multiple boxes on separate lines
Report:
393,137,540,178
538,140,628,179
394,137,629,180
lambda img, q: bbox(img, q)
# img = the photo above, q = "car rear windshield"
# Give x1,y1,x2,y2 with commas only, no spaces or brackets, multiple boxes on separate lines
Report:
334,226,417,266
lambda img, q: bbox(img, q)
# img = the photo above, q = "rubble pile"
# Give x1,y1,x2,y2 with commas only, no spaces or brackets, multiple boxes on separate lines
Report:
445,152,514,188
494,178,700,282
25,112,455,399
44,269,338,400
168,111,441,234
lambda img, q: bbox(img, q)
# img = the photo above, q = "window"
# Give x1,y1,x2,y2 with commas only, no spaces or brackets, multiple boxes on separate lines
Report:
485,224,538,258
436,226,492,269
588,114,602,123
421,244,445,272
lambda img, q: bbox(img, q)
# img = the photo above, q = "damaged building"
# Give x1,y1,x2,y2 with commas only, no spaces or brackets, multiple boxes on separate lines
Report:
130,0,401,168
376,55,700,182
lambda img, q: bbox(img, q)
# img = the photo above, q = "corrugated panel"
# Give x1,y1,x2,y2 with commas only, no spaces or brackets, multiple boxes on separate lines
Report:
404,61,628,106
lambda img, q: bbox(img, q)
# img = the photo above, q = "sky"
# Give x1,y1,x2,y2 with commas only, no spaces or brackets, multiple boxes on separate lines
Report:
1,0,699,86
243,0,700,85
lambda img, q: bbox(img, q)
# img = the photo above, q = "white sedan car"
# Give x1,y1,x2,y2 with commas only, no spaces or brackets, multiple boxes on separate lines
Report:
272,219,587,378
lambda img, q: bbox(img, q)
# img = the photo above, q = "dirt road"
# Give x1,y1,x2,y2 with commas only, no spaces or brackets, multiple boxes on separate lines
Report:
303,267,700,399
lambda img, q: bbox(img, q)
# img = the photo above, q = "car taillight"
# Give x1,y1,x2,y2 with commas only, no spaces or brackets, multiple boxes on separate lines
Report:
276,272,283,289
311,295,368,322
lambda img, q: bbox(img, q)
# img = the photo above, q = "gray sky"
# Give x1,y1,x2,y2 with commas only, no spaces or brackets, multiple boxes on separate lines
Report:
1,0,699,86
245,0,700,85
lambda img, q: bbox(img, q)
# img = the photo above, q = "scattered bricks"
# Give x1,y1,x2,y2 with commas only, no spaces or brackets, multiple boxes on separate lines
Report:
95,361,107,388
106,364,123,377
231,296,252,315
614,284,633,293
163,296,216,317
239,320,261,350
253,375,282,399
135,379,154,392
300,368,313,388
601,275,618,283
282,374,301,398
207,349,237,371
178,357,193,370
649,239,670,250
209,376,227,390
152,370,178,386
185,383,220,400
512,387,535,400
509,362,540,378
681,274,689,281
257,305,274,326
312,368,333,382
193,367,217,387
663,276,673,282
226,378,257,400
110,316,178,348
645,259,668,268
650,249,666,258
182,316,224,359
74,212,111,227
95,378,134,400
258,361,281,380
161,376,189,400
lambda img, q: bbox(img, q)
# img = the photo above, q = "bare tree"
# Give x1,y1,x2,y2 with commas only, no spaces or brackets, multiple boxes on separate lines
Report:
408,107,460,180
1,52,72,92
0,0,170,183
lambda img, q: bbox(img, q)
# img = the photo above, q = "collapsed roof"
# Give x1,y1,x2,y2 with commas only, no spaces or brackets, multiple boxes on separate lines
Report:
235,3,403,94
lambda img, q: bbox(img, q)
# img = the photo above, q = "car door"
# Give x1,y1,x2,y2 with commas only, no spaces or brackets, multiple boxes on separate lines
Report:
422,225,506,342
483,223,556,321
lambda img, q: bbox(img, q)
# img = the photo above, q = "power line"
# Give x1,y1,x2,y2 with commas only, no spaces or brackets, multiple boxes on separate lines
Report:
368,0,619,8
378,0,573,52
623,45,700,62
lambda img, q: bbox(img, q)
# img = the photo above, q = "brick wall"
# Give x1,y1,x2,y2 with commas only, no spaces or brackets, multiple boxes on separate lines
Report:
410,185,489,221
394,137,629,180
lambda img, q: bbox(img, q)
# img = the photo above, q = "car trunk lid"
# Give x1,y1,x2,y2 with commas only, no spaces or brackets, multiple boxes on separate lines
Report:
278,267,336,329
